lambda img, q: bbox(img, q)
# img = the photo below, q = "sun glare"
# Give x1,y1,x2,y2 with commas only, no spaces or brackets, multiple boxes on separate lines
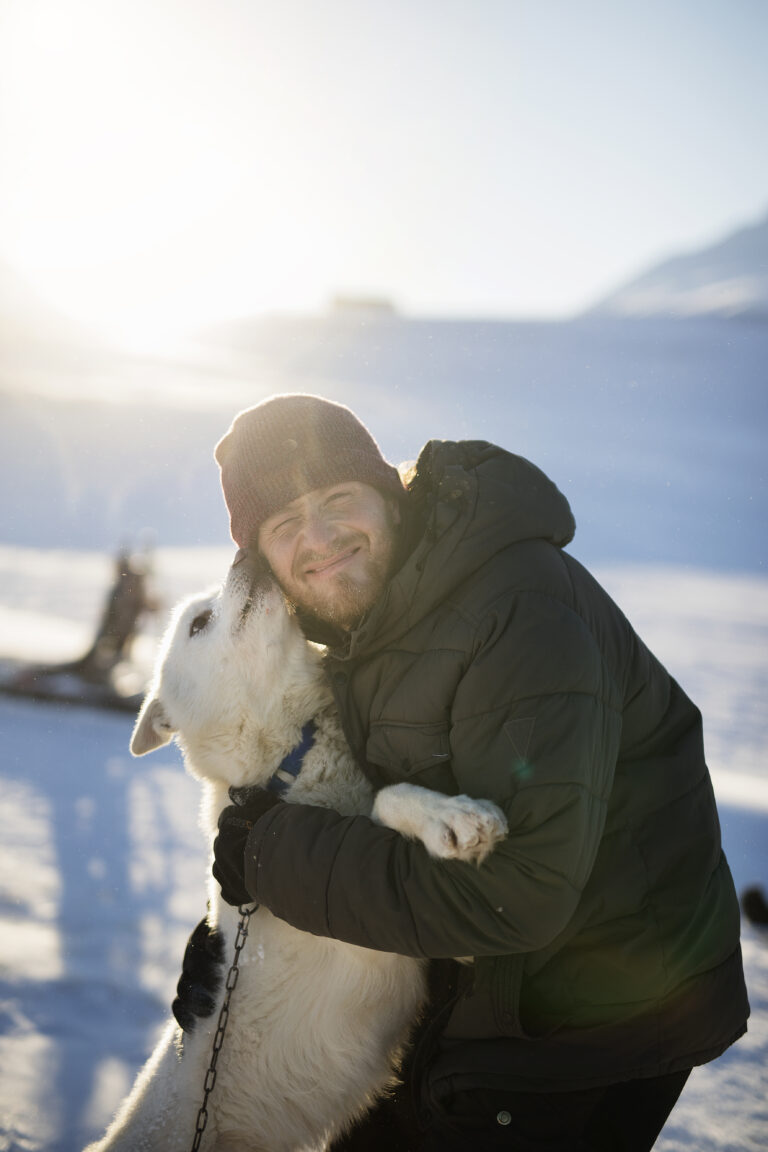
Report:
0,2,338,351
3,0,766,352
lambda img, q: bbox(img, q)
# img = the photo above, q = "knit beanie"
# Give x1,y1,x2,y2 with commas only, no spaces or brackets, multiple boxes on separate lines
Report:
215,394,405,548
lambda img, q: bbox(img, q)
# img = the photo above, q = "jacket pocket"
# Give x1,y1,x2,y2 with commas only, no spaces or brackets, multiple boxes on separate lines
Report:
442,955,552,1041
491,953,528,1036
366,720,452,783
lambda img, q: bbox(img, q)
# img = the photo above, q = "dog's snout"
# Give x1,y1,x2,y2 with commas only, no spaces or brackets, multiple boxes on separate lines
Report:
232,548,269,583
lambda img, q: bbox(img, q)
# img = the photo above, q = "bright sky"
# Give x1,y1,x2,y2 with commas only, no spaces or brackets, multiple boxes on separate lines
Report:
1,0,767,344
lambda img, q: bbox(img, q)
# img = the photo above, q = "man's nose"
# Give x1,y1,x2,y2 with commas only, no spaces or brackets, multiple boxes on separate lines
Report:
300,511,337,552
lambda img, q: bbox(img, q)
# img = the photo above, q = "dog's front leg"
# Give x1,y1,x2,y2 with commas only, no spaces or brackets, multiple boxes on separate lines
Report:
372,783,508,866
83,1020,208,1152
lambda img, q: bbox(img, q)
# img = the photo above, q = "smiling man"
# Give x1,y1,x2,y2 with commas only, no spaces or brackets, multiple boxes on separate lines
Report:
258,480,401,630
188,393,749,1151
214,395,407,637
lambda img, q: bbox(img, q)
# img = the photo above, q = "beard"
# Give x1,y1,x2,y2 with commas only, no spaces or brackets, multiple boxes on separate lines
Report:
286,532,395,631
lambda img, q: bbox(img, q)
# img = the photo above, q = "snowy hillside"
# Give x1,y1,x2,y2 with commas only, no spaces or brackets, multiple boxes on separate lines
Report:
1,314,767,572
593,211,768,319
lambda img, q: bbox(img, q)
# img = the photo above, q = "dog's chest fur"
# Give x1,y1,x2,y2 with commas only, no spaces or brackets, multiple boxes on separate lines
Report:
189,708,425,1152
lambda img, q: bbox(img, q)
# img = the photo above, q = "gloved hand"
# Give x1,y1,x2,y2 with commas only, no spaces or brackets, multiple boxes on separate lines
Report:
212,786,283,907
171,915,225,1033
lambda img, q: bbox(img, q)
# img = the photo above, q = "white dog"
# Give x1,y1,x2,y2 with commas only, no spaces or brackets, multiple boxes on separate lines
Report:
85,561,507,1152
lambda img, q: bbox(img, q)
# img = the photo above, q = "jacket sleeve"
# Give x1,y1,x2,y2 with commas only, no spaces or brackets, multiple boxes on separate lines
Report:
244,591,623,959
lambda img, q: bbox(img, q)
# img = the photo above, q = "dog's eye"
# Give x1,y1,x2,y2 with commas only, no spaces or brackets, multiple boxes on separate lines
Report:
189,609,212,637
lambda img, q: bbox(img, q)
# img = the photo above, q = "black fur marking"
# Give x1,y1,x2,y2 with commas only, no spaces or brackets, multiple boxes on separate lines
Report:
172,917,226,1034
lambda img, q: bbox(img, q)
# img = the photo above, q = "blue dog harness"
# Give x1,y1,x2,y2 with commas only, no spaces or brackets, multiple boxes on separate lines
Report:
266,720,317,796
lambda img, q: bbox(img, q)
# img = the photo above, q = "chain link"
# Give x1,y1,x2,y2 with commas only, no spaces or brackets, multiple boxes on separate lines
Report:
190,904,255,1152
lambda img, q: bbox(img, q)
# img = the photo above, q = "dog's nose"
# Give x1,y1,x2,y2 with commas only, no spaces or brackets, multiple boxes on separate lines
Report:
232,548,249,567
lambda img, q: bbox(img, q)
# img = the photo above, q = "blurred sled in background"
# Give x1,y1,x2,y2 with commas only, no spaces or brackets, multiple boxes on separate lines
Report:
0,542,158,712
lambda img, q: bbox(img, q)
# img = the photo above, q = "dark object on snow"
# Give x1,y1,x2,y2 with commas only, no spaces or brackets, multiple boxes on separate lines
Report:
172,916,226,1034
0,543,158,713
64,544,158,683
741,886,768,926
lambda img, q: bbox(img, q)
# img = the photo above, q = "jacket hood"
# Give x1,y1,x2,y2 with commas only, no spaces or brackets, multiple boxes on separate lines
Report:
341,439,575,658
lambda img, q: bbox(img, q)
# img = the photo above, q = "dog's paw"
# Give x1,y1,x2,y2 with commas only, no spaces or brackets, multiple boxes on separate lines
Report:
421,795,508,865
373,782,508,865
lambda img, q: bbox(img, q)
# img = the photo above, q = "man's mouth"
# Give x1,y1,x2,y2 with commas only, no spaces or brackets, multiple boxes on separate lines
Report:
304,546,361,579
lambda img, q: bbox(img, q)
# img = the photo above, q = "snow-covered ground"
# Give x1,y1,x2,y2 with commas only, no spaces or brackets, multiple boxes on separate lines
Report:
0,548,766,1151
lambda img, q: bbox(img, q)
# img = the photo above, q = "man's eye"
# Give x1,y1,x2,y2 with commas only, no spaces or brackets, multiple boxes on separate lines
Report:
189,609,212,636
273,516,300,535
325,491,352,508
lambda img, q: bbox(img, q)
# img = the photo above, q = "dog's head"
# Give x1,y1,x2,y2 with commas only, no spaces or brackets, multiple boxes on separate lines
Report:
130,556,310,783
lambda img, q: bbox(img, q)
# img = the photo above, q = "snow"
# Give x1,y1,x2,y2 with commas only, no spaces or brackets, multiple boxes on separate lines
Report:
0,549,766,1151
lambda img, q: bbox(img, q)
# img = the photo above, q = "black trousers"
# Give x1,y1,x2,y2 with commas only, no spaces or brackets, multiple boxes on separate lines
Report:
331,1067,691,1151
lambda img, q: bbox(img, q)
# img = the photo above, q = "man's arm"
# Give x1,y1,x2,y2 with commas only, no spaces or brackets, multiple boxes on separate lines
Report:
239,594,622,959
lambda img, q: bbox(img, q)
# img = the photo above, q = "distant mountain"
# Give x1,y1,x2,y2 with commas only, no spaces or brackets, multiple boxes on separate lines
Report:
593,210,768,319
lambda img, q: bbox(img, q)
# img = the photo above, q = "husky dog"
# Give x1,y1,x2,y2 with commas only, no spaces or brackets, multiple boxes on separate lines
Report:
85,560,507,1152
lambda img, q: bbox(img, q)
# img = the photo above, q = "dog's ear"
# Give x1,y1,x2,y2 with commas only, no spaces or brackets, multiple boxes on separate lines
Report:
131,696,176,756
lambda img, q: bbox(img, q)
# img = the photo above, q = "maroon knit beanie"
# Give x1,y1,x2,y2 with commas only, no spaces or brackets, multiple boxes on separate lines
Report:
215,394,405,548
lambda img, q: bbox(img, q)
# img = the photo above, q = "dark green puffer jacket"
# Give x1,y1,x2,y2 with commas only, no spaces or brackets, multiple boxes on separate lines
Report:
245,440,749,1090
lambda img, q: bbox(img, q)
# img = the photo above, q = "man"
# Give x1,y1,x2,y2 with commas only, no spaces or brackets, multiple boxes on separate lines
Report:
184,393,748,1150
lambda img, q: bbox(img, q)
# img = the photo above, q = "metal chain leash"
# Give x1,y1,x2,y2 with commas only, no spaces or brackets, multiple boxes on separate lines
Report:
190,904,256,1151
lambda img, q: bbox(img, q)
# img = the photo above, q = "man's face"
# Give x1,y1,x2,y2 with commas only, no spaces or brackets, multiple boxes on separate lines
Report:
257,481,401,631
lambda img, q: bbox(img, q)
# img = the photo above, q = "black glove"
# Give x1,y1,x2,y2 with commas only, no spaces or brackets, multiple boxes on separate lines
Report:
212,786,283,907
171,915,226,1033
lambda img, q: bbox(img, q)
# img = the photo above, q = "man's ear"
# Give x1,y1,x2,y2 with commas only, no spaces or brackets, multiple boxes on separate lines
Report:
131,696,176,756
